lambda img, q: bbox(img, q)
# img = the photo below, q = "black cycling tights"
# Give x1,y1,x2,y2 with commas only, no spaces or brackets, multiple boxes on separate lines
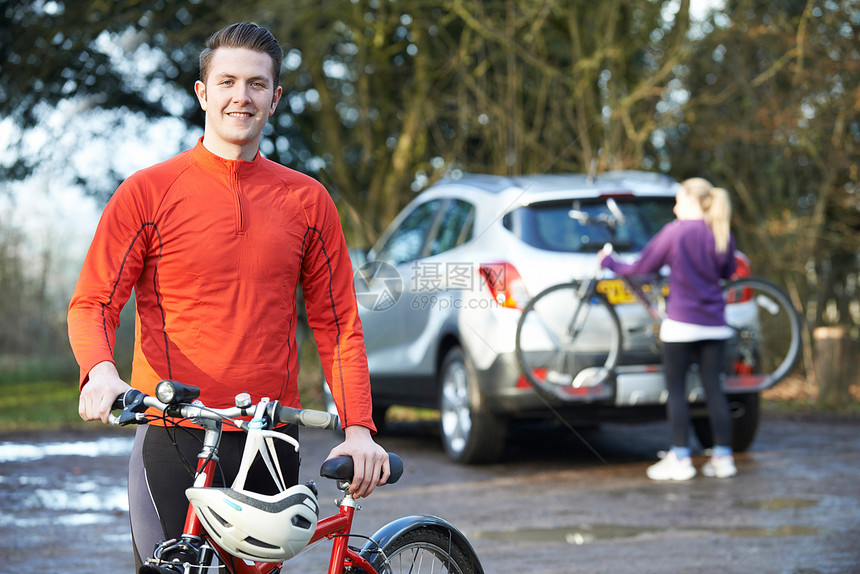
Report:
662,339,732,449
129,424,300,571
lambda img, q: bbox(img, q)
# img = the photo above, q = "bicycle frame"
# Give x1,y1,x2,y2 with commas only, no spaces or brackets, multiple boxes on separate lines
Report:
166,422,382,574
122,383,481,574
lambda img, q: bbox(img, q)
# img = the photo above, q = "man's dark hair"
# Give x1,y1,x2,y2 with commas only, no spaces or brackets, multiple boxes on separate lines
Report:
199,22,282,85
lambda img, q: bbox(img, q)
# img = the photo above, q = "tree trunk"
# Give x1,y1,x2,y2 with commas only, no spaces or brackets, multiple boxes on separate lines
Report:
813,326,850,406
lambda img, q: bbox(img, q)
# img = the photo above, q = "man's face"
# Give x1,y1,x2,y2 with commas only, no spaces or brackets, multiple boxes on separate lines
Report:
194,47,282,161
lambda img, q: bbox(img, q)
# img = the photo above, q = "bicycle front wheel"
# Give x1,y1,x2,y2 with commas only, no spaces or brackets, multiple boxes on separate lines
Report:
377,526,482,573
515,281,622,402
723,277,802,392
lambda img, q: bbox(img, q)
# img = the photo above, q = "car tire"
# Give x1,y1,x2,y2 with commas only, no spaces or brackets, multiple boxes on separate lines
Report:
439,347,507,464
322,380,388,432
692,392,760,452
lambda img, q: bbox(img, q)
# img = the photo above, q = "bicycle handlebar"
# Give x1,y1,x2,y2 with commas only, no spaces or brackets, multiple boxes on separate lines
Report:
275,405,340,430
569,197,626,236
109,380,340,431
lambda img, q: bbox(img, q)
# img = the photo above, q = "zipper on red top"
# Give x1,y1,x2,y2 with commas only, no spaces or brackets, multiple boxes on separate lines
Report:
232,169,245,234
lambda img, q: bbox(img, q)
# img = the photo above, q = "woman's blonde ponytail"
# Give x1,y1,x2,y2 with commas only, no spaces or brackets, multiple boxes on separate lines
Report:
680,178,732,254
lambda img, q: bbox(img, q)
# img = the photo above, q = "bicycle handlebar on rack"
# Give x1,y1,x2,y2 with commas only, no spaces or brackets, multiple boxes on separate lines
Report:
568,197,626,231
108,379,340,431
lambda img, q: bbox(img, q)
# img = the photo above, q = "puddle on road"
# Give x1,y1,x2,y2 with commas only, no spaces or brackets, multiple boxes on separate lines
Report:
472,496,822,545
5,511,119,528
735,497,819,511
0,436,132,528
32,485,129,512
471,522,819,545
0,480,129,528
472,524,658,545
723,524,819,537
0,436,133,463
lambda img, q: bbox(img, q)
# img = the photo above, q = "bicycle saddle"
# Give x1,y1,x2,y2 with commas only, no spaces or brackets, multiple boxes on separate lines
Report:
320,453,404,484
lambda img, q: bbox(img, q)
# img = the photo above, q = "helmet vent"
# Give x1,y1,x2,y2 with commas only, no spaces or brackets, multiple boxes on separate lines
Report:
245,536,280,550
210,509,232,528
292,515,313,530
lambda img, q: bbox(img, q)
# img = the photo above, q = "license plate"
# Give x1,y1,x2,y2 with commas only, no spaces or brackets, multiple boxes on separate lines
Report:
596,279,637,305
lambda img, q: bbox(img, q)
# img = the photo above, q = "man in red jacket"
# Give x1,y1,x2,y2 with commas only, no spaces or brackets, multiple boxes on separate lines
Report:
68,22,388,568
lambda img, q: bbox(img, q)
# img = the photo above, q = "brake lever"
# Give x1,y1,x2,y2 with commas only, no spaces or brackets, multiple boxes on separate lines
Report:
112,389,149,426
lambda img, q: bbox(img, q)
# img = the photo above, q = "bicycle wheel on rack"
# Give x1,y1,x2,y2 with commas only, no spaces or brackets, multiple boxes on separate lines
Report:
375,525,482,573
515,281,622,402
723,277,802,392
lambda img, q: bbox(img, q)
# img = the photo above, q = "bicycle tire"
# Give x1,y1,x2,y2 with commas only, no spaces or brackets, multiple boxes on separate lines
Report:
515,281,622,402
722,277,802,391
374,525,482,573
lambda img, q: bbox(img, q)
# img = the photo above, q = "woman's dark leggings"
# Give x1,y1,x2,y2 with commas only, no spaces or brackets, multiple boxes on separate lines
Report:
662,339,732,449
128,424,300,570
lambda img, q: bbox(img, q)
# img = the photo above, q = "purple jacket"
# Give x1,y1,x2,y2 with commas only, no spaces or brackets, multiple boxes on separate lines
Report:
601,219,736,327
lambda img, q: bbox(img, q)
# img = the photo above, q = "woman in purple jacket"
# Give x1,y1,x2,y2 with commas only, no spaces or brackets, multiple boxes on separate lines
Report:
600,177,738,481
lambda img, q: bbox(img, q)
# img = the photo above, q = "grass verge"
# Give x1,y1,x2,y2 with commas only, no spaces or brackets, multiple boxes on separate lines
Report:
761,375,860,420
0,380,90,434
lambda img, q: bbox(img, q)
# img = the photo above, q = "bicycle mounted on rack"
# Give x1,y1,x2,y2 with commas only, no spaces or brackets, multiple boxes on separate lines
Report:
111,380,483,574
513,198,801,444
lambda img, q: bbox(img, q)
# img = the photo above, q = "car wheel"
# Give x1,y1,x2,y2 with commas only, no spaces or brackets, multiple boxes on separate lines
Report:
692,392,760,452
439,347,507,464
322,380,388,431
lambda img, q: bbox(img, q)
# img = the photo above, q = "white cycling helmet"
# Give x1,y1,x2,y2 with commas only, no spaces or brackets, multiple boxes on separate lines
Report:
186,484,319,562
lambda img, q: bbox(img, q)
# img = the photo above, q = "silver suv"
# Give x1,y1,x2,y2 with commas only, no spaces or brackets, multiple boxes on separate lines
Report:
330,171,757,464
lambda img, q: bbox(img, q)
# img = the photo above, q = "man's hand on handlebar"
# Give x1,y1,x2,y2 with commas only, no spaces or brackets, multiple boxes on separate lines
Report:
79,361,132,424
326,425,390,499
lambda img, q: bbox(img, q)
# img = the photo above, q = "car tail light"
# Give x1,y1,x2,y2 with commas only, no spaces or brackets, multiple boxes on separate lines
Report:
727,251,753,303
733,251,751,279
479,262,529,310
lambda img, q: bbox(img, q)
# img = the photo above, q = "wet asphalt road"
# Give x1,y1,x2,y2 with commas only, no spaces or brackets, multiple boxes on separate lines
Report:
1,412,858,573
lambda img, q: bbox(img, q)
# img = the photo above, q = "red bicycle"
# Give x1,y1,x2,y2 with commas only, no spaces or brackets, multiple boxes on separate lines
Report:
110,380,483,574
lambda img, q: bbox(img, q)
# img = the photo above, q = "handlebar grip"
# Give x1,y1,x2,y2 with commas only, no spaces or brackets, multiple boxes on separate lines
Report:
108,389,149,426
111,388,145,411
277,406,340,430
388,453,404,484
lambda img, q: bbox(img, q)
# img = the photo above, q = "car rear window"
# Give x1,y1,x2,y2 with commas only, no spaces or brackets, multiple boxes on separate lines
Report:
503,196,676,253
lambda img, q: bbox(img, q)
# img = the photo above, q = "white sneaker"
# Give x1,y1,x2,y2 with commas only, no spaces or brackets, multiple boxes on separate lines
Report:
646,451,696,481
702,455,737,478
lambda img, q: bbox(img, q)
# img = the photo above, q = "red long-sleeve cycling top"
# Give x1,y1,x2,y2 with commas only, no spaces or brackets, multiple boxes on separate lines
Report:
68,140,374,431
